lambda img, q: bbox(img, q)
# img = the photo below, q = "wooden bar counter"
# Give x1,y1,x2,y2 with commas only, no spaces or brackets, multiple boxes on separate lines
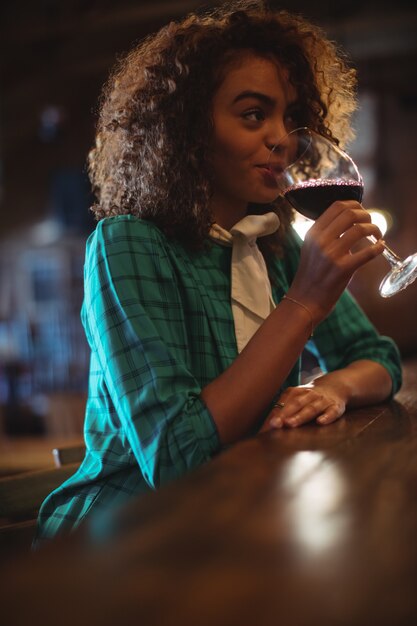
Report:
1,360,417,626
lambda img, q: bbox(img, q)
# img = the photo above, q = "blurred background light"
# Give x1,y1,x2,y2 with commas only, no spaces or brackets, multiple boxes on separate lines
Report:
292,214,314,240
368,209,392,237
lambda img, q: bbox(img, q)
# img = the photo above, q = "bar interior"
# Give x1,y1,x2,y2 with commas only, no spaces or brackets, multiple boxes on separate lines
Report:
1,2,417,625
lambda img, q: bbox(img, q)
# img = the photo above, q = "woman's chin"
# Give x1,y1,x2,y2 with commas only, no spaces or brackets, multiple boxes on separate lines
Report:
250,191,280,206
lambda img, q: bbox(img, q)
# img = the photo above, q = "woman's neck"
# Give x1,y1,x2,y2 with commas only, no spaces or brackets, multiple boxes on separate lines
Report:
211,197,248,231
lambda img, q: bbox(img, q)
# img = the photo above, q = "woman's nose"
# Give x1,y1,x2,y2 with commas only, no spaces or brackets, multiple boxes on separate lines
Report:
266,126,300,170
265,122,291,153
265,130,293,167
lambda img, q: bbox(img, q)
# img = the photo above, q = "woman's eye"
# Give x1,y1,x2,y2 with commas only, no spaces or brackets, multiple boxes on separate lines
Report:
242,109,265,123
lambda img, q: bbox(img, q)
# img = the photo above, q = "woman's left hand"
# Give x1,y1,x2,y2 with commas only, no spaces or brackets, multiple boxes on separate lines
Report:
260,382,347,431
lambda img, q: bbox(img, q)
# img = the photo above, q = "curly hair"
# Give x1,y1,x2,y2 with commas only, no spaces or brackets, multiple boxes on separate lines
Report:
88,0,358,254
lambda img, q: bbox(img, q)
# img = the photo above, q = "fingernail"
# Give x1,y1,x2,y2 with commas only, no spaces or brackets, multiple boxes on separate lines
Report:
287,417,298,425
317,415,327,424
270,418,283,428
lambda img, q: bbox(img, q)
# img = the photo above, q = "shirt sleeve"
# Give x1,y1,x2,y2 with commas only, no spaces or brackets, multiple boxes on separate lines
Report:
283,228,403,395
82,217,220,490
307,290,403,395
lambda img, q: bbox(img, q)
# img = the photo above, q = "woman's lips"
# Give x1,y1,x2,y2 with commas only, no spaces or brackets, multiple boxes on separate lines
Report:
268,161,285,172
256,164,279,185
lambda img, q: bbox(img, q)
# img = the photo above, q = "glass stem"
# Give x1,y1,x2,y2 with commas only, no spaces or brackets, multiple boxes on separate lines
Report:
368,235,402,267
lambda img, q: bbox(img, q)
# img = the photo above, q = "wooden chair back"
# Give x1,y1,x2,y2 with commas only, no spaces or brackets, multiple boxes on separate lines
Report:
52,444,85,467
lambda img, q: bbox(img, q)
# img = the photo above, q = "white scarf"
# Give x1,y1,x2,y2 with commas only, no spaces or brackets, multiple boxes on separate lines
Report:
209,212,280,352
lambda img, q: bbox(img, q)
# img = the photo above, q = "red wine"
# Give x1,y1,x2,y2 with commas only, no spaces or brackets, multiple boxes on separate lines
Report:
284,179,364,220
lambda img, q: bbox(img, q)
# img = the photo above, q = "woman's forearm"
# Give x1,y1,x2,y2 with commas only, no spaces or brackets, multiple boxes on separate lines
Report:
258,359,394,433
200,298,313,444
312,359,393,408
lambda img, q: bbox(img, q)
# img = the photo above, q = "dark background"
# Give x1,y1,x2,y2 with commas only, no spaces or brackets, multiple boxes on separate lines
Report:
1,0,416,236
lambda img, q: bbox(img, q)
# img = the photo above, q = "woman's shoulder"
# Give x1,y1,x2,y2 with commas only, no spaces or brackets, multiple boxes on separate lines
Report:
83,215,183,297
86,215,170,256
92,215,166,242
84,216,174,277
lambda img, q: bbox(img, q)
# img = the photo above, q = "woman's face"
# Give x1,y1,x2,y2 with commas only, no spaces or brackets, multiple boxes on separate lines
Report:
209,51,299,228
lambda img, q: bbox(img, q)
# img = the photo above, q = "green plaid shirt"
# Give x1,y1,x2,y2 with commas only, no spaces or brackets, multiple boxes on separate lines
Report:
36,215,402,541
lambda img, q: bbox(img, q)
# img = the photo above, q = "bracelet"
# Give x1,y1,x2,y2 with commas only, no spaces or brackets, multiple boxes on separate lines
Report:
282,294,314,338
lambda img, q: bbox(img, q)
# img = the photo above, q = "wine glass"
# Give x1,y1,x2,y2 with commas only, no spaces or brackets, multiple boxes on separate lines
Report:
267,127,417,297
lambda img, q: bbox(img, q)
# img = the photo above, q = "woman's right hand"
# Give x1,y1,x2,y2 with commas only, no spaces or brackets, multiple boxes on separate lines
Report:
288,200,384,325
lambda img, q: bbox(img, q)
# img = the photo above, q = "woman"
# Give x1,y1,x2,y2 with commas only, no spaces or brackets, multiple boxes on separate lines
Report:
35,0,401,542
